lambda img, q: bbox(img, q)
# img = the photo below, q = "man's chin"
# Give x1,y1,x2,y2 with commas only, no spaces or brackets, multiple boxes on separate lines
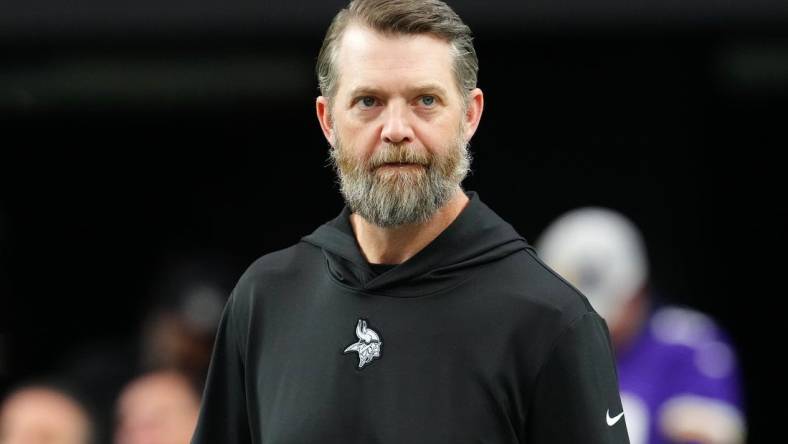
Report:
373,175,430,197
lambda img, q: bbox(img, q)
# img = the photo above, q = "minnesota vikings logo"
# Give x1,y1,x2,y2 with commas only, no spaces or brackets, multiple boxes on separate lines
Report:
343,319,382,369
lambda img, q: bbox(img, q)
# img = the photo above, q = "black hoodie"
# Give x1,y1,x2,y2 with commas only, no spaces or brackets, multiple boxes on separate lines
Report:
192,191,629,444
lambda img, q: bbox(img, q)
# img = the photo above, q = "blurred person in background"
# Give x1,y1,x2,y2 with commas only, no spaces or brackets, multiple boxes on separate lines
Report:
114,370,200,444
0,381,95,444
537,207,746,444
139,278,226,390
46,257,229,444
110,262,227,444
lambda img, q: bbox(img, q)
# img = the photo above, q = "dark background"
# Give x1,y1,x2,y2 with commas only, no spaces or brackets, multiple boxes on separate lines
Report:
1,0,786,440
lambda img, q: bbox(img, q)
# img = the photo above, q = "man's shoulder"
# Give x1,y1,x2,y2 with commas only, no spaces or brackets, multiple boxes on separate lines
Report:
230,241,321,297
240,241,320,281
487,247,597,329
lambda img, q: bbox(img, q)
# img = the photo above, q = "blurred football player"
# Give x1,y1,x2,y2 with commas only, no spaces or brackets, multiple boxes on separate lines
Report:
538,207,746,444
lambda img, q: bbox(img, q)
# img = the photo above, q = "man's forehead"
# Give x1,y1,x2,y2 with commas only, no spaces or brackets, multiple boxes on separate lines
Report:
341,22,451,46
334,24,456,95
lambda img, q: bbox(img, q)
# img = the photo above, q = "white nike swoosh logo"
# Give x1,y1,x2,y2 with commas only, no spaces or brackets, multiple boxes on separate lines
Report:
606,409,625,426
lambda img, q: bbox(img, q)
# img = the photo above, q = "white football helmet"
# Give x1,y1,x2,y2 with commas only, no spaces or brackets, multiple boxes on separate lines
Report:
536,207,648,326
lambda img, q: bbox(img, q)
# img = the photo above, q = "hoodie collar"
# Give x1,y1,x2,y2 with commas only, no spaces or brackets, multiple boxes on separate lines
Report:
301,191,530,297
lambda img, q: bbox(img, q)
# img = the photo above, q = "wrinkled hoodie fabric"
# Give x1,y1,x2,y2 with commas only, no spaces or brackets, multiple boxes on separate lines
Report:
192,191,630,444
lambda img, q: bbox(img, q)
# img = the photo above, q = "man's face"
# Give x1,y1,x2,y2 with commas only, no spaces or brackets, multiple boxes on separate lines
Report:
0,388,91,444
114,372,200,444
317,25,481,227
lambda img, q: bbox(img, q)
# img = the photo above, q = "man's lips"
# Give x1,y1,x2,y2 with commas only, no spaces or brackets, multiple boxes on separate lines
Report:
377,162,425,168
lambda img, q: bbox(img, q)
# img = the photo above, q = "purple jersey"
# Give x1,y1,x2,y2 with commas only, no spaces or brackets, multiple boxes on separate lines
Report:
617,306,745,444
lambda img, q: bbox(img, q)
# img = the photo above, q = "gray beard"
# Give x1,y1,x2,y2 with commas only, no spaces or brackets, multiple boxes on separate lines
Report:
328,130,471,228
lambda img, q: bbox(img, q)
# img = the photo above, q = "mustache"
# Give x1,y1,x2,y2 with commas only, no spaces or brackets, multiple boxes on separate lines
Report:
368,144,431,169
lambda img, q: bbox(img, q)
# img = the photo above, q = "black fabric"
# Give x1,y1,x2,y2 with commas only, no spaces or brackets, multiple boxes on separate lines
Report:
368,262,397,276
192,191,629,444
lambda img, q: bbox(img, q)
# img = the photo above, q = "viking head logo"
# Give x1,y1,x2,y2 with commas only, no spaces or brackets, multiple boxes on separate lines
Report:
343,319,382,369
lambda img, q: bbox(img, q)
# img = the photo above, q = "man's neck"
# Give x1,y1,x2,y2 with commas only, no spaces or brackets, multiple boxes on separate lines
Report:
349,188,470,265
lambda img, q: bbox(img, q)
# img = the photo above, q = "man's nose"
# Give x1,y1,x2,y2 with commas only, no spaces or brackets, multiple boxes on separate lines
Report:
381,101,414,144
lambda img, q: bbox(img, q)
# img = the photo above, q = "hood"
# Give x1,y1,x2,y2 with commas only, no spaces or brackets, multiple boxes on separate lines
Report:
301,191,531,297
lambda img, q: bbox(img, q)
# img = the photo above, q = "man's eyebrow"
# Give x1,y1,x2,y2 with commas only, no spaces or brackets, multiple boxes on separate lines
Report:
409,83,450,97
347,86,386,99
346,83,450,99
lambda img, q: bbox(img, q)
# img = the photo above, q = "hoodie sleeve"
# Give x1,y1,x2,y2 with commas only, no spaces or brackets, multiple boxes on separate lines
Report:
526,312,630,443
191,290,253,444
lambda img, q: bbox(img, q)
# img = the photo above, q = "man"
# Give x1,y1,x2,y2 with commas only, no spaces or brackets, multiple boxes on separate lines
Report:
192,1,629,442
537,208,746,444
0,383,95,444
115,370,201,444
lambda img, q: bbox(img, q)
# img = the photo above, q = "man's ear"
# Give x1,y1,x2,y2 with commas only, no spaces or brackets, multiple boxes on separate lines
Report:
463,88,484,141
316,96,335,147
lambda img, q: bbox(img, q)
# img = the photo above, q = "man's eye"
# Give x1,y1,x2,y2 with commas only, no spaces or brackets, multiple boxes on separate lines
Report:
420,95,436,107
359,97,377,108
